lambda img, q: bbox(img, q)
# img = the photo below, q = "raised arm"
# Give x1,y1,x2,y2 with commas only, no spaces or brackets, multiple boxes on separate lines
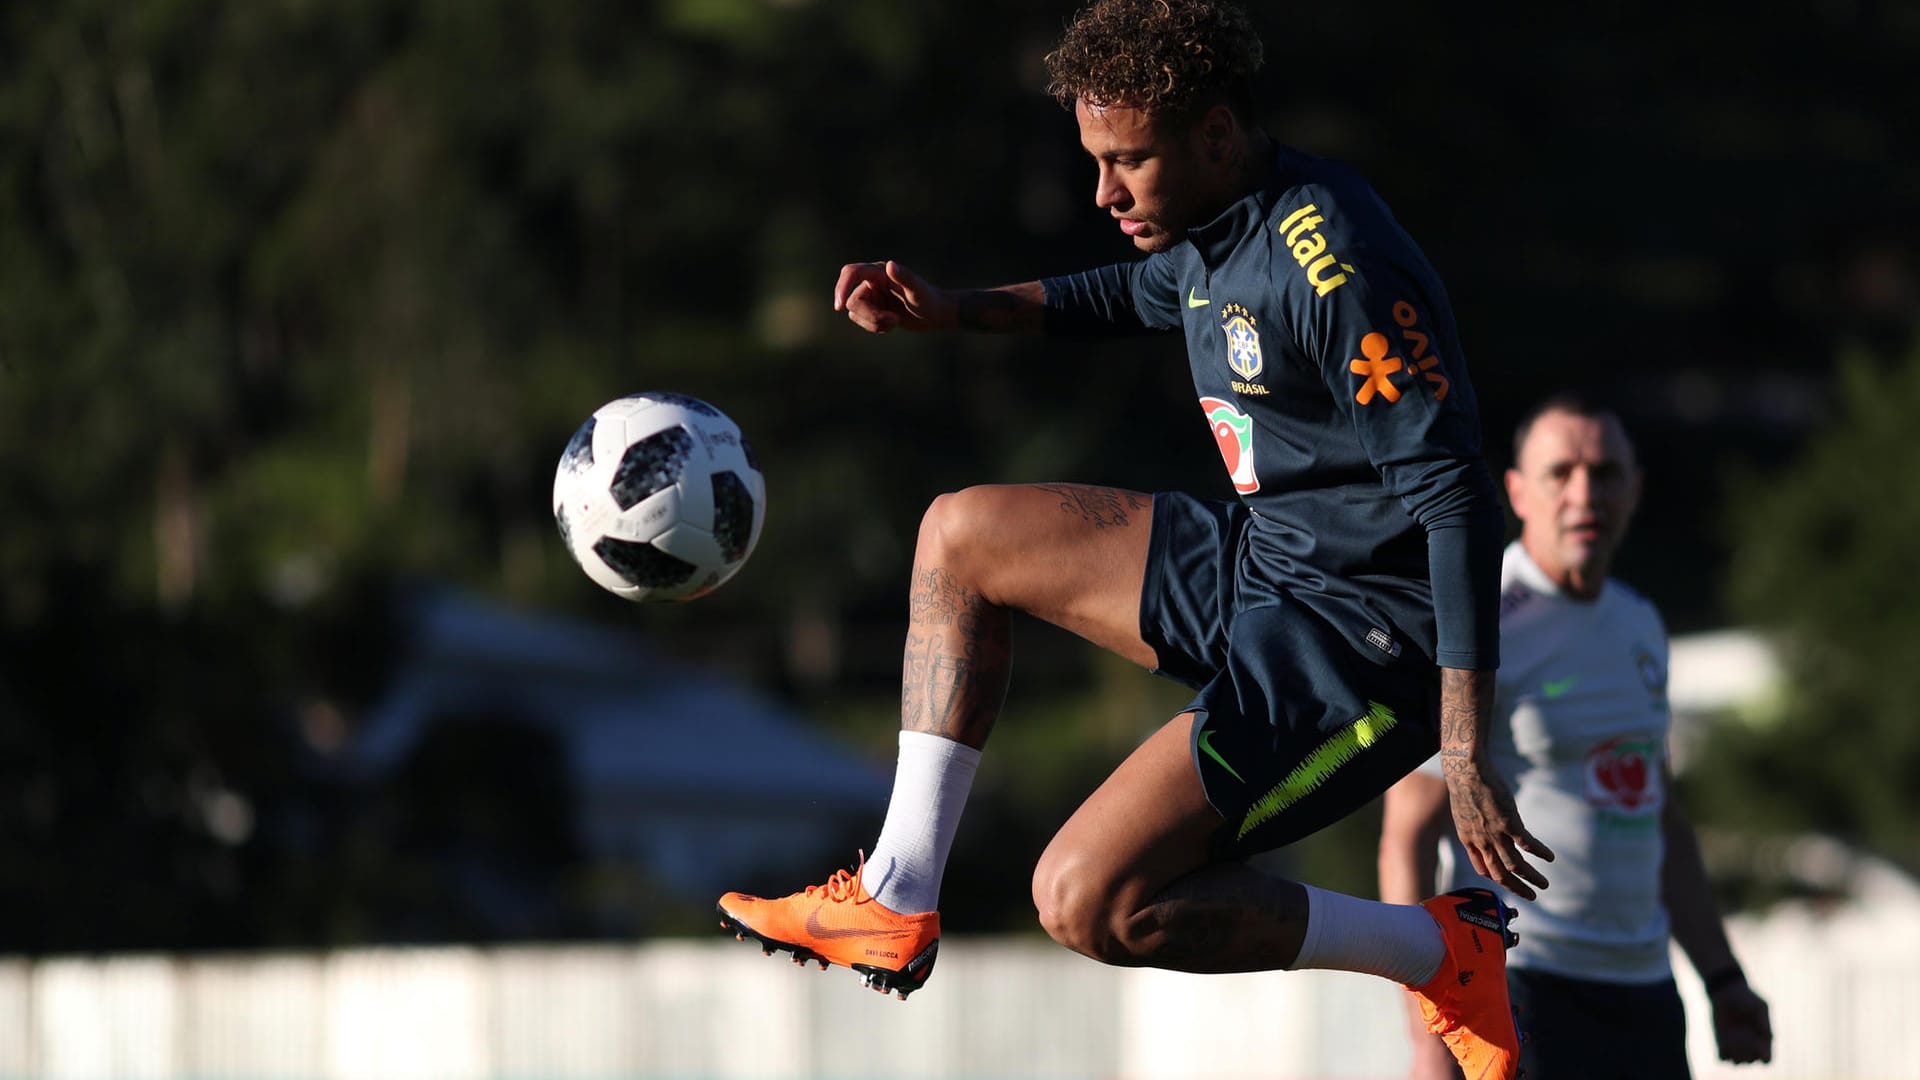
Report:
834,260,1045,334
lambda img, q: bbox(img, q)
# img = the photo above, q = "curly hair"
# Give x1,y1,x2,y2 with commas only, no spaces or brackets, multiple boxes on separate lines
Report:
1043,0,1265,123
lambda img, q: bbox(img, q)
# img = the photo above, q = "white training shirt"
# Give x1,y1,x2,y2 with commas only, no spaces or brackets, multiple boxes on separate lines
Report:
1423,540,1674,983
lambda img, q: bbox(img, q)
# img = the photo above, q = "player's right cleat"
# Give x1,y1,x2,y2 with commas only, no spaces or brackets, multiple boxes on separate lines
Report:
716,854,940,1000
1405,888,1525,1080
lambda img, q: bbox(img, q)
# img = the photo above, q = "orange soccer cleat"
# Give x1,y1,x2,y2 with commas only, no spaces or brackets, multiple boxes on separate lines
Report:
1405,888,1525,1080
716,854,941,999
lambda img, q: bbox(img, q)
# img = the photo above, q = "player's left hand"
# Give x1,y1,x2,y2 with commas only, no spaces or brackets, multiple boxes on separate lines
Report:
1443,755,1554,900
832,260,955,333
1709,980,1773,1064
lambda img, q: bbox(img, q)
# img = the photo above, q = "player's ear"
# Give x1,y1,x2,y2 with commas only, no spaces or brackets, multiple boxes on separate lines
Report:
1198,103,1236,162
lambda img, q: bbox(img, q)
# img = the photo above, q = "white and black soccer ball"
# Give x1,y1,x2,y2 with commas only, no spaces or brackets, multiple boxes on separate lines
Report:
552,392,766,602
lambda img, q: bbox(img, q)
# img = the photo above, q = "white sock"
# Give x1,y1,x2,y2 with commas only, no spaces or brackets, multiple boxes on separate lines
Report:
863,730,981,915
1288,884,1445,985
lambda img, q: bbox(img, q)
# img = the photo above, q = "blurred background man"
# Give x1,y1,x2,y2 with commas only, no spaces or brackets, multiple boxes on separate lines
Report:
1379,393,1773,1079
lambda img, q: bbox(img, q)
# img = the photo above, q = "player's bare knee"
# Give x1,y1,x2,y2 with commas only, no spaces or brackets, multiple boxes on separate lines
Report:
914,488,1005,591
1031,853,1130,963
1032,878,1105,960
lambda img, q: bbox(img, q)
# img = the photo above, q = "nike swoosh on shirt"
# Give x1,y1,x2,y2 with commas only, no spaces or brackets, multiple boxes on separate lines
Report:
1198,728,1245,783
803,911,917,940
1542,676,1579,698
1187,288,1211,308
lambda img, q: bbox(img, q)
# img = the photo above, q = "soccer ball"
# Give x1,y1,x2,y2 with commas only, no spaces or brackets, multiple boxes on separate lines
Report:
552,392,766,602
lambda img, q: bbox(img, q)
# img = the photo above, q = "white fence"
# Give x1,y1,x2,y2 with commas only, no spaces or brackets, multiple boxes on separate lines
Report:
2,901,1916,1080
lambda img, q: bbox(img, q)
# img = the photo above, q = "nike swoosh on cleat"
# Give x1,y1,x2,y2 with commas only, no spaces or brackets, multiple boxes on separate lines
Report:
1187,287,1211,308
803,911,919,941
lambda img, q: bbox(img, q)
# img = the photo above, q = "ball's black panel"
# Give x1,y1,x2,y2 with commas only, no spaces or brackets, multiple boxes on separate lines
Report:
554,501,575,552
740,435,760,473
592,536,697,588
710,470,756,563
646,392,720,417
559,416,597,474
610,427,693,511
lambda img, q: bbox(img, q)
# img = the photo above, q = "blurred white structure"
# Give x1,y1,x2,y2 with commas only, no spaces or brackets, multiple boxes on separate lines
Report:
1668,629,1782,717
1668,627,1782,772
344,589,891,903
2,912,1917,1080
5,626,1902,1077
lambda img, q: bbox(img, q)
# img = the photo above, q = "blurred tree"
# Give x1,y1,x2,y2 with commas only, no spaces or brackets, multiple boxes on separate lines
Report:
1697,334,1920,878
0,0,1914,945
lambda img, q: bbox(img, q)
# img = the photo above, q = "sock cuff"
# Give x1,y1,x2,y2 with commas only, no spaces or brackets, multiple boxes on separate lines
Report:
1294,883,1334,968
898,729,983,772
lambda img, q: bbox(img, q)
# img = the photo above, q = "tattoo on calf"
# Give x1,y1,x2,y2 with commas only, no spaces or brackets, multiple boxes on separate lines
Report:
901,631,929,720
902,567,1010,743
1133,867,1306,972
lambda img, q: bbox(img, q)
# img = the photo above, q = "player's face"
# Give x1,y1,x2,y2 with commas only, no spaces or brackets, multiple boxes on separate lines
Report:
1075,101,1231,253
1506,409,1642,598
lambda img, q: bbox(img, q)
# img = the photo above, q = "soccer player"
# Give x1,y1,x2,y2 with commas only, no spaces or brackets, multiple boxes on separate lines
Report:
718,2,1549,1075
1378,394,1774,1079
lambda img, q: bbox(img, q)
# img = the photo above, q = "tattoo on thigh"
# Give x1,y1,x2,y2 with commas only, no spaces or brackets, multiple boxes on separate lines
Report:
1034,484,1148,529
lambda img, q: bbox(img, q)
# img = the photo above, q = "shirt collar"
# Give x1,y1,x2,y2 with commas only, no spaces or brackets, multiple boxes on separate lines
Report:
1506,539,1610,602
1184,146,1288,268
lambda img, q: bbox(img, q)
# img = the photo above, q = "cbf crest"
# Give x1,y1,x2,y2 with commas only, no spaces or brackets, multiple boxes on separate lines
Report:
1220,303,1263,380
1634,642,1668,706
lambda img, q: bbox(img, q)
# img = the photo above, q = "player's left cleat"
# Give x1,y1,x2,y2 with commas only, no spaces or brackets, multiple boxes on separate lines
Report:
716,853,940,1000
1405,887,1525,1080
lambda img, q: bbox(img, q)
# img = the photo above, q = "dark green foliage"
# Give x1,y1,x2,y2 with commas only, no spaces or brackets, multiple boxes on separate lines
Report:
1699,338,1920,878
0,0,1914,945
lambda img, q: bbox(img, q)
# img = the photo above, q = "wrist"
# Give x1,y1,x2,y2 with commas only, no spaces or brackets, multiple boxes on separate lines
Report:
1440,748,1491,777
1701,962,1746,996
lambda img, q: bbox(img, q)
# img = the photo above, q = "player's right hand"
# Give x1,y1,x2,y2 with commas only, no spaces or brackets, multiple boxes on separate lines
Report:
1444,755,1555,901
833,260,955,333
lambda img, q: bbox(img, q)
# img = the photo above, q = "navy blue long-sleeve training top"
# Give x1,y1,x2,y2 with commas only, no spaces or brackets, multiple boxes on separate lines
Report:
1041,144,1503,672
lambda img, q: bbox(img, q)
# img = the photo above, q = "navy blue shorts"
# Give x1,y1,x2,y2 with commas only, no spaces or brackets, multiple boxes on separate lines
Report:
1140,491,1441,859
1510,969,1690,1079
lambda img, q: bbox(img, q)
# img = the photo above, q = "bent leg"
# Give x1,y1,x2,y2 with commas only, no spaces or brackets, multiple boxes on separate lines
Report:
903,483,1157,748
1031,707,1453,980
1030,712,1315,973
720,486,1172,984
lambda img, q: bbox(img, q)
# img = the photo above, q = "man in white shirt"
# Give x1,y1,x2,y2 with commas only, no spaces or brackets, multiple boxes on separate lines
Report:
1378,394,1773,1078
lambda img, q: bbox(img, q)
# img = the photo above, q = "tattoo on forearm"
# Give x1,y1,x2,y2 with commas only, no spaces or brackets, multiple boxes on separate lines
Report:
956,289,1035,332
902,567,1010,744
1438,667,1494,778
1033,484,1148,529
